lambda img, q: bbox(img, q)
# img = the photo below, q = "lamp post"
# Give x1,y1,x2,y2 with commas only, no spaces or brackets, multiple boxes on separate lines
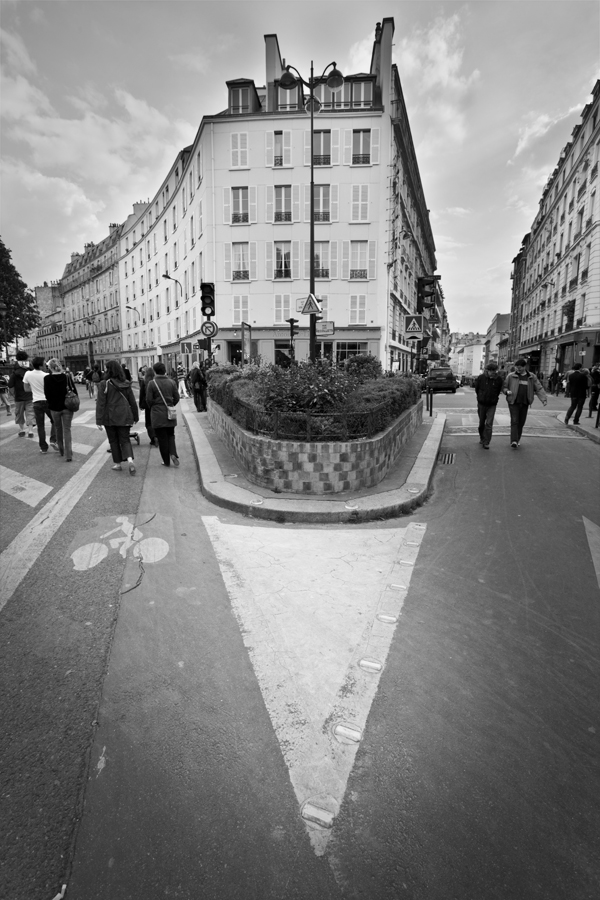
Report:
279,59,344,362
162,274,183,371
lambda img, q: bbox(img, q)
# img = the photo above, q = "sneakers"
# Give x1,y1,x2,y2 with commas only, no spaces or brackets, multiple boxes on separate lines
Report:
171,455,180,467
482,443,489,449
50,442,59,452
27,432,34,438
129,463,136,476
511,441,518,448
18,431,25,437
112,464,122,471
40,448,48,453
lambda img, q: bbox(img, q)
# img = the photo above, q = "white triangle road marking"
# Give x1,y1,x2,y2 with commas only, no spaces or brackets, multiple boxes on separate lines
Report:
583,517,600,591
0,465,53,508
202,517,426,855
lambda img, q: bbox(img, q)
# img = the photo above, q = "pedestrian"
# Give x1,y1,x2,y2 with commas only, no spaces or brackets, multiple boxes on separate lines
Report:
122,363,133,383
96,359,139,474
548,369,559,395
0,370,11,416
138,365,158,446
146,361,180,467
44,358,78,461
503,358,547,448
8,350,35,438
587,365,600,417
176,363,189,399
473,361,504,449
91,363,102,398
564,363,589,426
23,356,58,453
189,361,208,412
84,365,94,397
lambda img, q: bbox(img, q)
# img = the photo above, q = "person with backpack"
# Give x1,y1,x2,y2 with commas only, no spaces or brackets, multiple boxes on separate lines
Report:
91,363,102,398
8,350,34,437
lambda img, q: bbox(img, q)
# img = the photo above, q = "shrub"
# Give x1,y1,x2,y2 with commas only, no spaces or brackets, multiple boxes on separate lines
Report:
343,353,383,382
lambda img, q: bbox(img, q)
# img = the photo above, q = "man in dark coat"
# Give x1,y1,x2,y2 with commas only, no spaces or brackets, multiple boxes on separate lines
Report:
473,361,504,449
565,363,589,426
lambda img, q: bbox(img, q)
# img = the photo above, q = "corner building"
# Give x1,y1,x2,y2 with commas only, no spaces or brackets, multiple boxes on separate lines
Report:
120,18,445,374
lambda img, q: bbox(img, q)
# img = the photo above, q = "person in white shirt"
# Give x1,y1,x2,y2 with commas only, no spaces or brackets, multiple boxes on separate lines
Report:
23,357,57,453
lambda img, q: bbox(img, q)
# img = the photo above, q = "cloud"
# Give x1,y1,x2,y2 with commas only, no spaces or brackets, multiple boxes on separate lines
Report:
169,51,210,75
345,36,372,75
0,27,37,75
169,33,239,75
444,207,472,217
513,104,582,157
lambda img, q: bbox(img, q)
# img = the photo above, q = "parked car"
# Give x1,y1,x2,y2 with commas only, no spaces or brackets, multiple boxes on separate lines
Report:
426,367,457,393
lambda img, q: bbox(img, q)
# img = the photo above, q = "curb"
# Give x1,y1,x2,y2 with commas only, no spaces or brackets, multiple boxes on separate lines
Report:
556,412,600,446
184,409,446,524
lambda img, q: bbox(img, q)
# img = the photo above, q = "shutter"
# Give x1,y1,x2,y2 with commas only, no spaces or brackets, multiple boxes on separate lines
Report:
224,243,232,281
360,185,369,221
292,241,300,280
330,184,339,222
266,242,274,280
231,133,239,168
304,184,311,222
266,185,274,223
359,294,366,324
239,132,248,167
242,296,249,322
283,130,292,166
331,129,340,165
304,241,311,280
275,294,283,323
233,295,241,325
350,294,358,324
304,130,312,166
223,187,231,225
341,241,350,279
265,131,274,167
283,294,291,320
249,241,257,280
199,199,203,235
343,129,352,165
368,241,377,279
292,184,300,222
249,185,257,223
330,241,338,279
371,128,380,164
351,184,360,222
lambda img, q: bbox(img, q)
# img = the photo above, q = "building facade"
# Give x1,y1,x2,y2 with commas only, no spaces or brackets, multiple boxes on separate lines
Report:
447,332,486,375
484,313,511,366
117,18,447,376
34,282,63,363
509,81,599,377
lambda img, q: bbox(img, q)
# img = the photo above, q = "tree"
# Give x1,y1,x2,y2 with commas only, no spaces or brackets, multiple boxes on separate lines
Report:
0,237,41,350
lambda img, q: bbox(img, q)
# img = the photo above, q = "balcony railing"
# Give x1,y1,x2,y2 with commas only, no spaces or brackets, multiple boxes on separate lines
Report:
569,276,578,291
274,211,292,222
314,268,330,279
232,212,249,224
314,155,331,166
581,268,588,283
352,154,370,165
349,269,368,279
274,156,283,167
314,211,330,222
274,269,291,279
232,270,249,281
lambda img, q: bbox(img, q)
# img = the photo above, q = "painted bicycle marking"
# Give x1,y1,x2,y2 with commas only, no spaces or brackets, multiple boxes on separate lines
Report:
70,515,170,570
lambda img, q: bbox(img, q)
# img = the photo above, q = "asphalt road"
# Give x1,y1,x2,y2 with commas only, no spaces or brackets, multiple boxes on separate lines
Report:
1,389,599,899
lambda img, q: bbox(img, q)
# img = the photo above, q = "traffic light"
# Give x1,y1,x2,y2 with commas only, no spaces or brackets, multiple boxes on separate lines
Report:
287,318,299,340
200,282,215,318
417,276,437,313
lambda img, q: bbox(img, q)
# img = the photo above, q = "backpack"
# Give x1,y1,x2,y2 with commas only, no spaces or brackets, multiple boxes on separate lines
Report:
92,371,100,383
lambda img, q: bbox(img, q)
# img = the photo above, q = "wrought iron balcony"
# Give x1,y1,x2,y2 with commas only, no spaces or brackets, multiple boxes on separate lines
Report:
314,211,330,222
352,154,370,165
232,212,249,224
232,270,249,281
350,269,368,280
274,211,292,222
314,155,331,166
314,268,330,279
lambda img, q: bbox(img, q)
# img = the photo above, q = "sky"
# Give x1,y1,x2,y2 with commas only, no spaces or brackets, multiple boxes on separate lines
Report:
0,0,598,333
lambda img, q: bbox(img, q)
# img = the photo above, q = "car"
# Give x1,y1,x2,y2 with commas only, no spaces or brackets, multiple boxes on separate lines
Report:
426,367,457,393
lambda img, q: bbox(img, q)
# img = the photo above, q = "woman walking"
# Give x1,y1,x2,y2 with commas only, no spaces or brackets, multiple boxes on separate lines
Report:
146,362,180,467
96,359,139,474
44,358,78,461
138,366,158,447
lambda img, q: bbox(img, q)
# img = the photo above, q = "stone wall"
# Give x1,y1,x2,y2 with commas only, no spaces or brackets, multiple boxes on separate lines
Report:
207,398,423,494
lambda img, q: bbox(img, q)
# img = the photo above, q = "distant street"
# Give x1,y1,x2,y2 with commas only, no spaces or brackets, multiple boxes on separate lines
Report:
1,388,599,900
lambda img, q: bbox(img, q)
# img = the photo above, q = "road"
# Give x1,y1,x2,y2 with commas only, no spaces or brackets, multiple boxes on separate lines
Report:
1,388,599,900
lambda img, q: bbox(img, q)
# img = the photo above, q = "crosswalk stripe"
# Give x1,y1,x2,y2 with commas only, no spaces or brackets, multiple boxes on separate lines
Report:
0,465,53,507
72,442,94,455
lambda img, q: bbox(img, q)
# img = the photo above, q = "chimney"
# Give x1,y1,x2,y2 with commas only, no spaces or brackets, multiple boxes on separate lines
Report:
264,33,284,112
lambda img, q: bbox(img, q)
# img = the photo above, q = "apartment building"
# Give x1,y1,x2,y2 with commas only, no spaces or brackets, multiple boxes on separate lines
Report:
484,313,511,366
118,18,446,375
509,80,599,376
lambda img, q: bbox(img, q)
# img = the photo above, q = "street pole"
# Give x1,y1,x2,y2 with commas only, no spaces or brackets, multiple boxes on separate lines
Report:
309,61,316,364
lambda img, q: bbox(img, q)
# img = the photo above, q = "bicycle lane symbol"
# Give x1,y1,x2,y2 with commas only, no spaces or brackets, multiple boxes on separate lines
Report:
70,515,171,571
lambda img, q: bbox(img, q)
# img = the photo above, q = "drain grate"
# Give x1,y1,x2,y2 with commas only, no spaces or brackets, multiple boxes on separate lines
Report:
438,452,455,465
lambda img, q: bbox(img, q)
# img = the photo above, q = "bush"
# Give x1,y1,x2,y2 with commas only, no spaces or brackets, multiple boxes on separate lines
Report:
343,353,383,382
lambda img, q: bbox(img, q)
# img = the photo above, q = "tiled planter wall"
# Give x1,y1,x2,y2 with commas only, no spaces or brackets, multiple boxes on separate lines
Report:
207,398,423,495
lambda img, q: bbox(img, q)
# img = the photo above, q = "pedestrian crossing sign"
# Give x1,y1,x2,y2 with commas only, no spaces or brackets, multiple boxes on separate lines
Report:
404,315,423,335
301,293,322,315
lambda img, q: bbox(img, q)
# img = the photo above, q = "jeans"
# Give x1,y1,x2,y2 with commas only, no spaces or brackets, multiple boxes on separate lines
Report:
155,426,178,465
14,399,34,433
105,424,134,463
193,387,207,412
51,409,74,458
508,403,529,443
565,397,585,424
33,400,56,450
477,403,497,446
143,407,156,444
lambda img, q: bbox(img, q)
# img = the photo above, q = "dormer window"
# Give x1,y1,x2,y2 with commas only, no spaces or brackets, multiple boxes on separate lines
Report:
278,85,299,111
230,86,249,114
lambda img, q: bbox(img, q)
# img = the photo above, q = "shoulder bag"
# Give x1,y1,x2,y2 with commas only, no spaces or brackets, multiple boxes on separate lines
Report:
64,374,80,412
153,378,177,423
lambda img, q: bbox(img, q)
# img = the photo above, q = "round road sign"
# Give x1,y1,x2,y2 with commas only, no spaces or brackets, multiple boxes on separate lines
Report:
200,321,219,338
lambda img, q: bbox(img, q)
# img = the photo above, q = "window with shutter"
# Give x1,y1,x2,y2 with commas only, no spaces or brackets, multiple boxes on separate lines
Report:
265,132,274,167
341,241,350,279
223,188,231,225
349,294,366,325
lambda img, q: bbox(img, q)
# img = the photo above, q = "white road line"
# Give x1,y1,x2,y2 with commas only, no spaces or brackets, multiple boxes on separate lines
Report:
0,433,19,447
0,442,110,613
583,517,600,590
71,441,94,455
0,465,53,507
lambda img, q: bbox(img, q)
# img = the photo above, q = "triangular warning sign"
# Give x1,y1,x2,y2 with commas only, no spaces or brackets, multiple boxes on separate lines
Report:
202,516,426,855
406,317,422,332
301,293,322,315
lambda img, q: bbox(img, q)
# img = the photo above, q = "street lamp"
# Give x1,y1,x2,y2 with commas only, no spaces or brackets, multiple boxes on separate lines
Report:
279,59,344,362
162,273,183,370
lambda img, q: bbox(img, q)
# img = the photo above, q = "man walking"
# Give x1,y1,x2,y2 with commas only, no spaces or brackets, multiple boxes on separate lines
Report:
189,362,208,412
587,365,600,418
473,361,504,449
564,363,589,426
504,358,547,448
23,357,58,452
8,350,35,437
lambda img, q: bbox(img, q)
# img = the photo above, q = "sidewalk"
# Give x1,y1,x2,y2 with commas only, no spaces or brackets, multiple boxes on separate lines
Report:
182,402,446,524
557,410,600,445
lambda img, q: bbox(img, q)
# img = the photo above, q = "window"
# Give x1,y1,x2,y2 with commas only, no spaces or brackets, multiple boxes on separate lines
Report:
172,206,177,232
314,185,330,221
336,341,368,361
190,216,195,245
230,87,249,114
274,294,291,323
351,185,369,222
233,295,249,326
277,86,299,111
350,241,368,279
274,131,284,166
163,220,168,243
314,242,329,279
275,186,292,222
231,133,249,168
232,187,249,223
352,130,371,165
313,130,331,166
232,243,249,280
275,242,291,278
352,81,373,108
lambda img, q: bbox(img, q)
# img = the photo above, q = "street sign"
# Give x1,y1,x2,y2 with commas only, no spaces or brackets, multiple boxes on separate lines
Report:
316,320,335,336
301,293,322,315
404,315,424,336
200,321,219,338
180,341,193,354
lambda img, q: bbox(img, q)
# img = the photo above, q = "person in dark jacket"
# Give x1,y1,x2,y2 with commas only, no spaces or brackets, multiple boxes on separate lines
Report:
504,358,547,448
96,359,139,474
8,349,35,437
587,365,600,417
44,358,78,461
564,363,589,426
473,361,504,449
189,362,208,412
138,366,158,446
146,361,180,467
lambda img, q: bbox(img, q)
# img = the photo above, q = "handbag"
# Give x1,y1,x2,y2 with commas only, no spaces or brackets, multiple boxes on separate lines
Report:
153,378,177,423
64,374,80,412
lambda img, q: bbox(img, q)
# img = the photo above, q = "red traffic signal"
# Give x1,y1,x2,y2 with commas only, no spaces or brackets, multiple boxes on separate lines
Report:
200,282,215,318
417,276,437,313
